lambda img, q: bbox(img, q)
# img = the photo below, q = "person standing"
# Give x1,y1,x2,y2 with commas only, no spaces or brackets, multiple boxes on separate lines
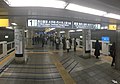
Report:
41,36,45,47
94,40,101,59
73,38,77,52
110,42,116,66
69,37,72,49
55,37,60,50
62,37,66,50
66,39,70,52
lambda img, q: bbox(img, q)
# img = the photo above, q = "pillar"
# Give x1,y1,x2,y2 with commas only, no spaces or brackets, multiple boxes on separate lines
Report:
56,30,60,37
26,30,33,48
65,30,70,39
115,25,120,70
82,29,91,58
14,26,27,63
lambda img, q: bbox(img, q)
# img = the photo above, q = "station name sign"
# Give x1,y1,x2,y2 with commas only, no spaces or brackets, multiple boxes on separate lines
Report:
28,19,72,28
27,19,101,29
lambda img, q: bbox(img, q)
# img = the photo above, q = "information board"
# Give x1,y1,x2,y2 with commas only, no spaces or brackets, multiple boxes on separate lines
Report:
73,22,101,29
28,19,72,28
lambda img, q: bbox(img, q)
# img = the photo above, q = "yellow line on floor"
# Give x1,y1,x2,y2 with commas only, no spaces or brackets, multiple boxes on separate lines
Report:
0,51,15,65
51,55,76,84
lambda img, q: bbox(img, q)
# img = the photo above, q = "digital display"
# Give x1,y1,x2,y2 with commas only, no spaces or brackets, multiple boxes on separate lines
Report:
102,37,110,42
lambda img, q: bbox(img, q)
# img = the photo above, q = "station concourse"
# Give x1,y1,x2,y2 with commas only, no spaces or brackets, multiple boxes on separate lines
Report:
0,0,120,84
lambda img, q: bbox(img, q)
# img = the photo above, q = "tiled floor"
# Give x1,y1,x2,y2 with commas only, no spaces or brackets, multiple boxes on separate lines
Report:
0,44,120,84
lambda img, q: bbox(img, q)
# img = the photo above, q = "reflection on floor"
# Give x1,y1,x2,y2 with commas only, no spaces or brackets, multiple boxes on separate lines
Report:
0,44,120,84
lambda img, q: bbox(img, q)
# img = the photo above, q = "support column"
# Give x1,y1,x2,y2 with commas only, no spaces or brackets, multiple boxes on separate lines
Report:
65,30,70,39
115,26,120,70
82,29,91,58
14,26,27,63
26,30,33,48
56,30,60,37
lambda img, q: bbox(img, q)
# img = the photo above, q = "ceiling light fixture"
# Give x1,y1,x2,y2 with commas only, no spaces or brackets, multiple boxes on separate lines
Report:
60,31,65,33
104,13,120,20
4,0,67,9
50,28,55,31
66,3,107,16
11,23,17,26
76,29,82,31
69,30,75,32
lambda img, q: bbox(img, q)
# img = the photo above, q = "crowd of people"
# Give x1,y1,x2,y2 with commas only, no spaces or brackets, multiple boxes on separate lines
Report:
32,34,78,52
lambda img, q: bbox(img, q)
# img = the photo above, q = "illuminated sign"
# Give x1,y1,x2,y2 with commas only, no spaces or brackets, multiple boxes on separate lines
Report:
27,19,102,29
102,36,110,42
28,19,72,28
73,22,101,29
0,19,9,27
108,24,117,30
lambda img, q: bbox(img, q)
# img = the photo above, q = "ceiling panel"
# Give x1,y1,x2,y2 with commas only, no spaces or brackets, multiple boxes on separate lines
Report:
97,0,120,10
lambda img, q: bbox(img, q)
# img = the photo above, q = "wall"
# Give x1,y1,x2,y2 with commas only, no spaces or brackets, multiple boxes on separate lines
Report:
70,30,116,43
0,27,14,42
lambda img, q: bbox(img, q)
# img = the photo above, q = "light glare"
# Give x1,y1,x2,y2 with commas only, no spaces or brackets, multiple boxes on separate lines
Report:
66,3,107,16
5,0,67,8
104,13,120,20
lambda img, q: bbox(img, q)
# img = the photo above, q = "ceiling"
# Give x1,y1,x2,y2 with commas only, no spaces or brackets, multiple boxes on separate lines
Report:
0,0,120,28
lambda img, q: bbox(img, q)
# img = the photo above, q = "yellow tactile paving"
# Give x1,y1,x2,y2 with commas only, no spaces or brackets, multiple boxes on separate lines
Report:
25,52,53,54
51,54,76,84
0,51,15,65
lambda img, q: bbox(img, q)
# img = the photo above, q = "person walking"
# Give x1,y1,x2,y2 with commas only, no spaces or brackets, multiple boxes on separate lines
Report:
94,40,101,59
110,42,116,66
66,39,70,52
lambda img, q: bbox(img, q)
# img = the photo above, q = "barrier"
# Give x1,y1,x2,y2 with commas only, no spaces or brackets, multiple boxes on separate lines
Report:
0,41,15,59
90,40,110,56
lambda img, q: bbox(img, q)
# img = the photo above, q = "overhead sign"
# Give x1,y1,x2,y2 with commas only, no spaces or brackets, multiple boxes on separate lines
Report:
73,22,101,29
0,19,9,27
28,19,72,28
27,19,102,29
108,24,117,30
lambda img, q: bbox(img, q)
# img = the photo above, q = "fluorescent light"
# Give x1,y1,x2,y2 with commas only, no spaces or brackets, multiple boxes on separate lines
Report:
60,31,65,33
80,36,83,38
5,36,9,38
69,30,75,32
24,30,28,32
11,23,17,26
66,3,107,16
50,28,55,31
104,13,120,20
76,29,82,31
4,0,67,9
6,26,13,29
